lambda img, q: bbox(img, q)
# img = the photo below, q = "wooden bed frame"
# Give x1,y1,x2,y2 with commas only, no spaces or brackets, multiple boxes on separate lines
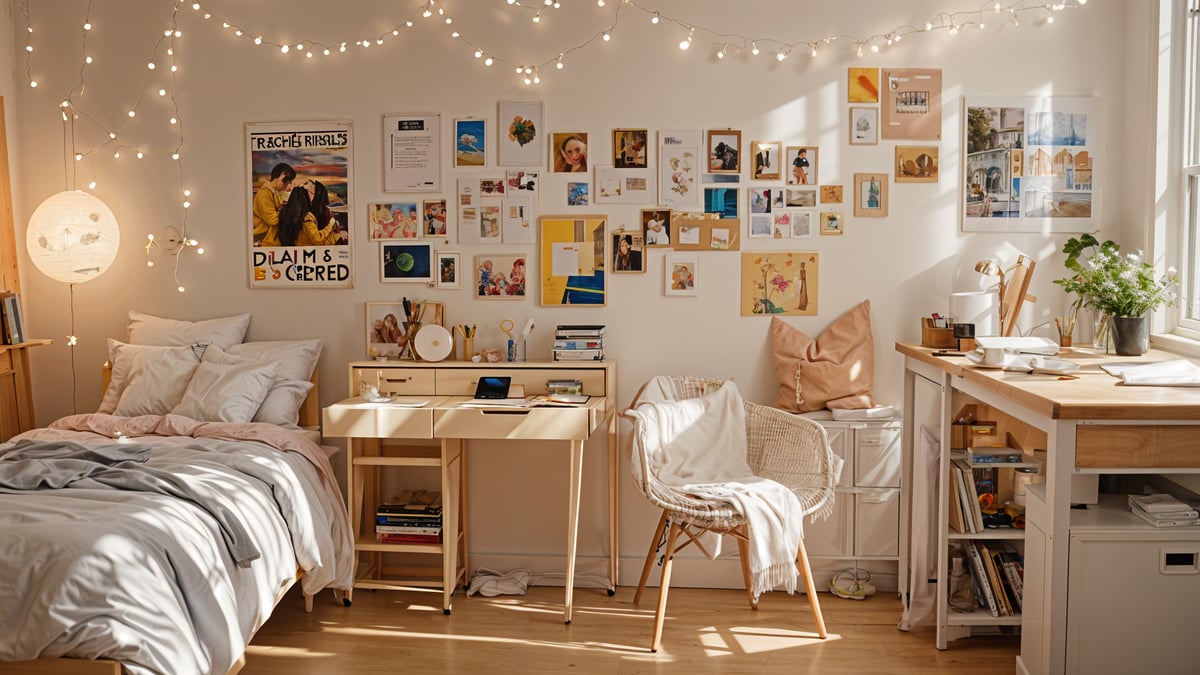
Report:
0,368,323,674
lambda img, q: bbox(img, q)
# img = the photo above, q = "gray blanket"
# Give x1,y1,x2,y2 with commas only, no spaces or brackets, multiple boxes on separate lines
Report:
0,439,260,566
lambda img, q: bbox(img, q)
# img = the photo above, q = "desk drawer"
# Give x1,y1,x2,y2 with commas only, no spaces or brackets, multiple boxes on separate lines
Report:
324,405,434,439
1076,425,1200,469
351,367,436,396
435,368,607,396
434,406,595,440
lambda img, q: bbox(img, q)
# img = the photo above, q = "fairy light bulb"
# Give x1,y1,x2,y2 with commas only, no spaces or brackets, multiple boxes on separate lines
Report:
679,29,693,50
83,22,91,30
147,62,156,69
776,48,788,61
158,88,166,96
532,12,541,23
926,21,934,30
475,49,483,58
254,36,262,45
810,45,818,57
484,56,494,66
651,12,660,24
871,43,880,52
602,31,611,41
751,42,760,55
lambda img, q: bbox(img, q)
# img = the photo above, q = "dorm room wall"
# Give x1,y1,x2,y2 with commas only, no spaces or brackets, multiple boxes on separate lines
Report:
5,1,1146,586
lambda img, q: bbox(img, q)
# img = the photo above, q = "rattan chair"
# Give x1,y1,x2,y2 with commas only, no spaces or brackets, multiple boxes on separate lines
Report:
624,375,841,652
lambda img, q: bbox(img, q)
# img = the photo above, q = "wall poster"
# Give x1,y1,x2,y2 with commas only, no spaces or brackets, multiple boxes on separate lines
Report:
881,68,942,140
383,113,440,192
246,120,353,288
962,96,1100,233
539,214,607,306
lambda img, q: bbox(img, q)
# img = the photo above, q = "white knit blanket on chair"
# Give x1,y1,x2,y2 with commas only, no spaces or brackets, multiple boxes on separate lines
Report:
630,380,803,598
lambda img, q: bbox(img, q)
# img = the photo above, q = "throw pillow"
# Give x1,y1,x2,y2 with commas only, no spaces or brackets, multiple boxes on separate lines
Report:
128,310,251,349
770,300,877,413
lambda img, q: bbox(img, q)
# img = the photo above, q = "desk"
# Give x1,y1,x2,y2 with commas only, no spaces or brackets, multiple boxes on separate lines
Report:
323,360,617,623
897,343,1200,674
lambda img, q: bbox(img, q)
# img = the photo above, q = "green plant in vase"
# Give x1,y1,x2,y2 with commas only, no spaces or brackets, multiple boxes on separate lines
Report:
1053,233,1178,355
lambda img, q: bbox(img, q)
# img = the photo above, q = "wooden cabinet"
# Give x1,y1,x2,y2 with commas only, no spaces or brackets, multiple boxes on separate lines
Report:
803,414,903,591
0,340,50,442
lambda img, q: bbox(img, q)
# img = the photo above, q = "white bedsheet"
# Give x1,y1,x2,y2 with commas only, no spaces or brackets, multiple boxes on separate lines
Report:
0,416,353,675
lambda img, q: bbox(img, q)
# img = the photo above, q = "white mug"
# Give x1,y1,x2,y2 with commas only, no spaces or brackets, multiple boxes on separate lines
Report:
981,347,1006,366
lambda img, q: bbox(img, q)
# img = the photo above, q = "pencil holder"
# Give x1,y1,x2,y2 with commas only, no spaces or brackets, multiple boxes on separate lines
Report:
400,321,421,360
460,337,475,361
511,338,526,362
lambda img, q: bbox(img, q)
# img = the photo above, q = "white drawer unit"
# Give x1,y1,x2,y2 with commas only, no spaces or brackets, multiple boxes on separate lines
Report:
801,413,903,590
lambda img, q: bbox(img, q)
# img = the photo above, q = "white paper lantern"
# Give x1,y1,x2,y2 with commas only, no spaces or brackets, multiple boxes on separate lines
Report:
26,190,120,284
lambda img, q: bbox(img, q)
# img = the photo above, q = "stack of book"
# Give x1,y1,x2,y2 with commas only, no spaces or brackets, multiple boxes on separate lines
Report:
376,491,443,544
554,325,605,361
966,446,1026,464
0,292,25,345
948,456,1003,534
1128,493,1200,528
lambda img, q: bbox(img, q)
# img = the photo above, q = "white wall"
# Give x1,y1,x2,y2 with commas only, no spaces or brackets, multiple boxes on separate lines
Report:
7,1,1143,585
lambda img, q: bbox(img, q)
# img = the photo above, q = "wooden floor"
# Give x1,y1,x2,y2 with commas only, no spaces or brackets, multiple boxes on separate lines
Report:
241,585,1019,674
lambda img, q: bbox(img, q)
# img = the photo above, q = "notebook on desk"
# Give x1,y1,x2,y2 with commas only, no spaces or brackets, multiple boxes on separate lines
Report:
974,336,1059,355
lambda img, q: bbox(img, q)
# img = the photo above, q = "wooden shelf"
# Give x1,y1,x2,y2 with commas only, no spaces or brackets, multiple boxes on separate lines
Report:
946,605,1022,626
948,529,1026,541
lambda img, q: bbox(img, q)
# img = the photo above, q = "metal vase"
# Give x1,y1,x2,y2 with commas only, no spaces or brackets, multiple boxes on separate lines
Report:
1109,316,1149,356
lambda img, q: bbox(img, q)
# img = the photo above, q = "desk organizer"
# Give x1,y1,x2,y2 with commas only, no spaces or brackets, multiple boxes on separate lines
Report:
921,318,957,348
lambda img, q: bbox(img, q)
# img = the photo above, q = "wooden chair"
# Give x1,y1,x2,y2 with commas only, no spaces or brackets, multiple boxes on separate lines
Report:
624,375,841,652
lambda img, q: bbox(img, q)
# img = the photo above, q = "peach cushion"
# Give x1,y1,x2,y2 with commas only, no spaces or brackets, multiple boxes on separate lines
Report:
770,300,877,413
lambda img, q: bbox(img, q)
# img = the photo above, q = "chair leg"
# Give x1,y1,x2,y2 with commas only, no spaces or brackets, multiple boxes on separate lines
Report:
650,520,683,653
735,529,757,610
634,510,669,606
795,536,828,639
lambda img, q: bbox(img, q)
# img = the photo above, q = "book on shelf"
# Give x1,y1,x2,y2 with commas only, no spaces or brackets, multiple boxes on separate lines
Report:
997,549,1024,612
376,532,442,544
948,464,968,533
376,515,442,527
553,339,604,350
967,446,1027,464
980,542,1012,616
951,458,985,532
555,324,606,338
378,491,442,517
1129,506,1200,528
553,348,604,361
0,292,25,345
1130,502,1199,520
1128,493,1195,514
375,524,442,535
964,541,1000,617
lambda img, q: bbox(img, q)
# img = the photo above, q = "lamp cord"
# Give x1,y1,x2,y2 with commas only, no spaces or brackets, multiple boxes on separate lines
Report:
69,283,77,414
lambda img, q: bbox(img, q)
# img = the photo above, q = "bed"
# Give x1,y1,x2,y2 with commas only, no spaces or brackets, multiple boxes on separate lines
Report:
0,312,353,675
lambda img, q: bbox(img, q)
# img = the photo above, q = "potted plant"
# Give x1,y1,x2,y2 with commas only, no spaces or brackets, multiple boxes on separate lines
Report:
1053,233,1178,355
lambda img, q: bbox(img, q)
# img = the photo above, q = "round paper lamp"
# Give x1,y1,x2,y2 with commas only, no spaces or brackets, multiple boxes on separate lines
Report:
26,190,120,284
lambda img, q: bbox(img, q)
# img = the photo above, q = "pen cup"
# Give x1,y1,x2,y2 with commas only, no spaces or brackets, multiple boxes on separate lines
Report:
460,337,475,361
514,338,526,362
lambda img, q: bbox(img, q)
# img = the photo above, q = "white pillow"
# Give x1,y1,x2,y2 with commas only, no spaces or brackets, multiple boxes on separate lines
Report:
128,310,251,349
100,340,203,414
636,381,750,485
212,342,319,428
172,358,280,423
225,339,322,428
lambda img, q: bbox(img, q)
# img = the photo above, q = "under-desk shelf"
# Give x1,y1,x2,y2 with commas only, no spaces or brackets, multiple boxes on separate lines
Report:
946,606,1022,626
948,530,1026,541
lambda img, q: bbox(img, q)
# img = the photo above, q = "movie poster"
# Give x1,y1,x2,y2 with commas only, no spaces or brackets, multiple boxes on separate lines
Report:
246,120,354,287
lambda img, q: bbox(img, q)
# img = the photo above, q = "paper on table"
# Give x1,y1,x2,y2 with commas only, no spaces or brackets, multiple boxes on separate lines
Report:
1114,360,1200,386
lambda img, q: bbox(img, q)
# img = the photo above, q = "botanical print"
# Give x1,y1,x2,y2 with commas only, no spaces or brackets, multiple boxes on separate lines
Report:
740,251,819,316
895,145,939,183
454,118,486,167
658,129,702,208
498,101,544,166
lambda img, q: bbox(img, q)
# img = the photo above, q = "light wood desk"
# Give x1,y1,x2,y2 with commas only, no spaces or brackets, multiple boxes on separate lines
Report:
897,343,1200,674
323,360,617,623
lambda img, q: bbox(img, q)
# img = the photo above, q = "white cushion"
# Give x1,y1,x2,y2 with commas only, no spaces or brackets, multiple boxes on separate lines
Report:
103,340,203,415
171,356,280,423
218,341,321,429
128,310,251,349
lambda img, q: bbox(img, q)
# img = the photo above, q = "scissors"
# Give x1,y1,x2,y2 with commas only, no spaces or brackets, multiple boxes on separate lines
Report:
499,318,516,341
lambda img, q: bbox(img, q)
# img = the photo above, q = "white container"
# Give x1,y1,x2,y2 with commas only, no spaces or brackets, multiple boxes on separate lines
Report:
949,290,1000,337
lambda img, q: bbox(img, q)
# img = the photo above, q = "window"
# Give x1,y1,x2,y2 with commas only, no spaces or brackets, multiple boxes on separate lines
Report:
1178,0,1200,335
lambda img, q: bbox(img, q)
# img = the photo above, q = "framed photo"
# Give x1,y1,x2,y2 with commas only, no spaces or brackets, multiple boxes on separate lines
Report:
848,67,881,103
740,251,819,316
383,113,440,192
474,253,527,297
749,187,773,214
786,146,818,185
963,96,1100,232
849,107,879,145
368,202,422,240
497,101,544,166
454,118,487,167
820,212,845,235
365,302,408,359
895,145,939,183
750,140,782,180
704,187,738,219
435,250,461,289
594,165,653,203
540,214,606,306
611,229,645,273
665,253,698,297
381,242,433,283
853,173,889,217
706,129,742,173
613,128,649,168
881,68,943,140
422,199,448,237
551,131,589,173
567,181,589,206
788,210,814,238
785,188,816,208
820,185,844,203
749,214,773,238
641,209,672,247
